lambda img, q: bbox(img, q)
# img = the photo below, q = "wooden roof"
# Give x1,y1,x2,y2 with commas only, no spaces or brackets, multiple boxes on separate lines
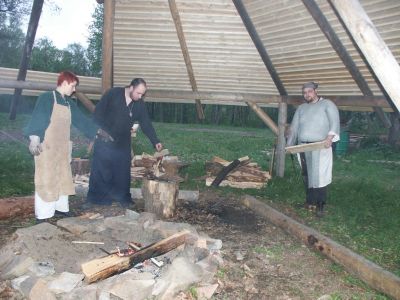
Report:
112,0,400,97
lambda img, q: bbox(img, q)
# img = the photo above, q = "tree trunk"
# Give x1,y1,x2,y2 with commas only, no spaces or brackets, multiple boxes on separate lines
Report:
142,179,179,218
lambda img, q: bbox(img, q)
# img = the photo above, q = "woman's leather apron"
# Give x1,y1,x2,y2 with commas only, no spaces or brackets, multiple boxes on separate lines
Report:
34,91,75,202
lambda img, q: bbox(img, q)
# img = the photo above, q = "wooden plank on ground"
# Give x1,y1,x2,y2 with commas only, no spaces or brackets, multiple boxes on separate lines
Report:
81,230,190,283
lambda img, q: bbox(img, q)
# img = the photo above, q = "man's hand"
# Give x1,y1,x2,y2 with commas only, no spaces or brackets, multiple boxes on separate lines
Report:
29,135,42,156
155,143,163,152
96,128,114,142
324,135,334,148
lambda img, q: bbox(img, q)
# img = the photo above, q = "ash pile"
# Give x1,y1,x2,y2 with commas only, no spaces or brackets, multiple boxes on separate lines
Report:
0,210,222,299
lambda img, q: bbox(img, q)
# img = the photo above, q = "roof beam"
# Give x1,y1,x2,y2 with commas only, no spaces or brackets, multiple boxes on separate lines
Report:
303,0,391,128
168,0,205,120
329,0,400,114
232,0,287,96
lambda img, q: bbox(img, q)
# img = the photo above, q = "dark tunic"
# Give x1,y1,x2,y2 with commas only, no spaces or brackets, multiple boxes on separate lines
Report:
24,90,98,140
87,87,160,205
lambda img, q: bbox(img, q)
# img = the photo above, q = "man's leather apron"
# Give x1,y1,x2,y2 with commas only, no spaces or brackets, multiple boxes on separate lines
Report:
34,91,75,202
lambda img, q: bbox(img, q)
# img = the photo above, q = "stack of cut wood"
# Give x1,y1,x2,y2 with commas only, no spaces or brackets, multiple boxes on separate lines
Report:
205,156,271,189
131,149,187,182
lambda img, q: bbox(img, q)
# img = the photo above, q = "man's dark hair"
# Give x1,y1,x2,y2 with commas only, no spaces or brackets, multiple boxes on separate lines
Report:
130,78,146,87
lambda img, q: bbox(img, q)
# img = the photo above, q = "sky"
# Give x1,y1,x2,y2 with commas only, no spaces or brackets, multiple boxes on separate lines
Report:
34,0,97,49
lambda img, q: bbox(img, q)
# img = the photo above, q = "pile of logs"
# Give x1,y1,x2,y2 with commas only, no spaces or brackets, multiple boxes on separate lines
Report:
131,149,187,182
205,156,271,189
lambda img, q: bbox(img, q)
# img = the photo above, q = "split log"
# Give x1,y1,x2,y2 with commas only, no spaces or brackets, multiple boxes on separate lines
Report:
206,178,265,189
0,197,34,219
285,141,326,154
71,158,90,176
81,230,190,283
142,178,179,218
241,195,400,300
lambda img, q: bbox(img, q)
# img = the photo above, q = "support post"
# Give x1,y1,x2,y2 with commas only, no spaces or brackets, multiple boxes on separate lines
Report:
329,0,400,113
75,92,96,113
276,101,287,177
246,101,278,135
102,0,115,93
9,0,44,120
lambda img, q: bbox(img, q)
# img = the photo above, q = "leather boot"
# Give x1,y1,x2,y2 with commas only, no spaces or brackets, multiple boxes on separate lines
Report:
316,202,325,218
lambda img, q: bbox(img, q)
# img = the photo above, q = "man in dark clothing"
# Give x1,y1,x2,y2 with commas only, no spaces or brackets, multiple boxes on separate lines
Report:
87,78,162,207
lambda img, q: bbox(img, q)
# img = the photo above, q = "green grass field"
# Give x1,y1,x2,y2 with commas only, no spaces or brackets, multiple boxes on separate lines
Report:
1,113,399,284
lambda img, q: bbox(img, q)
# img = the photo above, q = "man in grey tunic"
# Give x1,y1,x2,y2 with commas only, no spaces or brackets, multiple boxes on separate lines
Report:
287,82,340,217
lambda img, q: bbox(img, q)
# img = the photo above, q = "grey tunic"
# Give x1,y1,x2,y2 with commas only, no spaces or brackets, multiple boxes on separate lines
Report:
287,98,340,188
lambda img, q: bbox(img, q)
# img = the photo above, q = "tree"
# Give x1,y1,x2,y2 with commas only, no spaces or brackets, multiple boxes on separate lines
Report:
87,4,103,76
58,43,89,75
30,37,60,72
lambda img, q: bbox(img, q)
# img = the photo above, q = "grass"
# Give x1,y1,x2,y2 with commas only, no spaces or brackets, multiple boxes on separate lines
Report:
1,113,399,297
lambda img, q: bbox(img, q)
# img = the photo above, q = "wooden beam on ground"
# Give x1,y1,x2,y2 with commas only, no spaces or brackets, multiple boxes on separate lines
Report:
303,0,391,128
275,102,287,177
241,195,400,300
75,92,96,113
329,0,400,114
81,230,190,283
102,0,115,93
168,0,204,120
246,101,278,135
9,0,44,120
232,0,287,96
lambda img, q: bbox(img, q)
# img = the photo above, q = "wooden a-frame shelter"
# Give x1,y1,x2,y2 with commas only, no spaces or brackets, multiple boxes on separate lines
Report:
1,0,400,177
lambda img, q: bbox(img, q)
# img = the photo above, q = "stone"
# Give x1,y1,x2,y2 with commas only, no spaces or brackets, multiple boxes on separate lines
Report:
317,295,333,300
206,238,222,251
137,212,157,228
29,278,57,300
59,285,98,300
152,256,203,299
57,218,89,235
125,209,140,220
47,272,84,294
11,275,38,297
107,279,155,300
150,220,197,238
1,255,34,279
28,261,55,277
197,284,219,299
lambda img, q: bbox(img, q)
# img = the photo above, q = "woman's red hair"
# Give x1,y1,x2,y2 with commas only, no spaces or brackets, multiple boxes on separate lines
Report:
57,71,79,86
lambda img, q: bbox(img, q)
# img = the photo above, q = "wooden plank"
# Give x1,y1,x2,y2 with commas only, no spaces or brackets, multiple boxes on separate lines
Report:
329,0,400,113
241,195,400,300
285,141,326,154
82,230,190,283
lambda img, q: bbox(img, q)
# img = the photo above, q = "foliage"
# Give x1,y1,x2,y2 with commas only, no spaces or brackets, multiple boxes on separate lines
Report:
86,4,103,76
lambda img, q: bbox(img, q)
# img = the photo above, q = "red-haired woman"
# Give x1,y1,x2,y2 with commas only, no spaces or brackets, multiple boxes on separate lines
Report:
24,71,98,223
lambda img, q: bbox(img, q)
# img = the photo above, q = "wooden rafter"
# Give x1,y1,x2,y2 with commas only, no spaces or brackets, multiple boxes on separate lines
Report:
168,0,205,120
302,0,391,128
329,0,400,114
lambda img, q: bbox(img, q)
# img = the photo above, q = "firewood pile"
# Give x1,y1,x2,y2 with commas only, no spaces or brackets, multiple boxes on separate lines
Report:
131,149,188,182
205,156,271,189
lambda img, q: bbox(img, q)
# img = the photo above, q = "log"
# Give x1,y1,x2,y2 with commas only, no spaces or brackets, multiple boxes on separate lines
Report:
142,178,179,218
81,230,190,283
241,195,400,300
285,141,326,154
0,197,34,219
206,178,265,189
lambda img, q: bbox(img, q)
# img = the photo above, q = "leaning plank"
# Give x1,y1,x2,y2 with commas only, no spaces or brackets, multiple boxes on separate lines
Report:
285,141,326,154
241,195,400,300
81,230,190,283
